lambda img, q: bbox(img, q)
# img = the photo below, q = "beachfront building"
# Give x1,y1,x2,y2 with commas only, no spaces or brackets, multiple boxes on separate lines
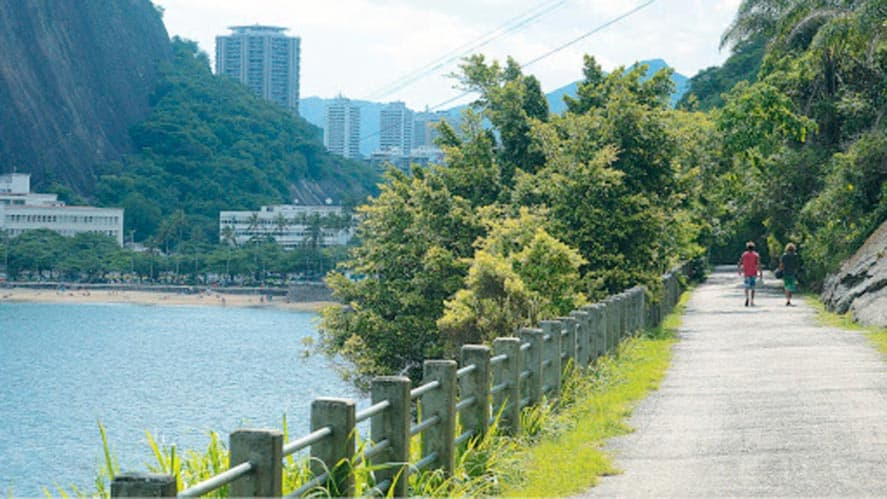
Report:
215,25,301,114
0,173,124,245
219,204,352,249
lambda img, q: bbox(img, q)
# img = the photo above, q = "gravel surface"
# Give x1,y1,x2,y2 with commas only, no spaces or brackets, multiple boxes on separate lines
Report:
577,266,887,498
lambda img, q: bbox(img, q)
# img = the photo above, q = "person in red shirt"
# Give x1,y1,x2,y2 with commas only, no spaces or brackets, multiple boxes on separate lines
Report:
738,241,763,306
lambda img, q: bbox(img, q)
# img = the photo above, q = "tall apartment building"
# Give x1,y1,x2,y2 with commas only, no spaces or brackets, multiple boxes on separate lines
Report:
412,110,448,149
215,25,301,114
324,97,361,159
379,102,413,154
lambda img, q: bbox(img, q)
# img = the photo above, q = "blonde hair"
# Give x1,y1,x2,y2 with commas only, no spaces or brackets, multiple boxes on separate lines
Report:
785,242,796,252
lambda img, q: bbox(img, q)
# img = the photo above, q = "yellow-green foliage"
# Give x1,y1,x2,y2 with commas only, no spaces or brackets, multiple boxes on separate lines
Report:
808,296,887,356
438,210,587,352
503,291,689,497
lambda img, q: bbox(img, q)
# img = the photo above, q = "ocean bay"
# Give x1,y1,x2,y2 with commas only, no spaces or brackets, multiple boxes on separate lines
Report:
0,302,363,495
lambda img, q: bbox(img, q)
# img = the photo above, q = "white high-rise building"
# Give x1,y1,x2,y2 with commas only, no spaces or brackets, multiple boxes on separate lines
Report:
324,97,361,159
215,25,301,114
379,102,413,154
412,110,447,149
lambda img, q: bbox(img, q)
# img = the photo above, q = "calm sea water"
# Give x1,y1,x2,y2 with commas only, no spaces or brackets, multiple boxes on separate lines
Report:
0,302,365,496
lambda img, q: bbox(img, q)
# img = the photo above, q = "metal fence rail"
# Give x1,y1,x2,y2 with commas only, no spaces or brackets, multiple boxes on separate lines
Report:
111,264,694,497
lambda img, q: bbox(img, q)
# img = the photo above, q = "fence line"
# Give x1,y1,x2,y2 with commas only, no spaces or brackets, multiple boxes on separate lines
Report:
110,263,698,497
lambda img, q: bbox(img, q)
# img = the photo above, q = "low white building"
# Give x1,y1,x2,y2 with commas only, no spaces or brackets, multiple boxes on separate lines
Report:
219,204,352,249
0,173,124,245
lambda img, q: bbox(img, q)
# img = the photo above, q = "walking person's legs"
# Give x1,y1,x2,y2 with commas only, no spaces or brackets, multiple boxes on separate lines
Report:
744,276,756,306
784,276,795,305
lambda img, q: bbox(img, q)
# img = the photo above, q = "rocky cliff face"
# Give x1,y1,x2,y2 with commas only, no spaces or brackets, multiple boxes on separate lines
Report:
820,219,887,327
0,0,171,195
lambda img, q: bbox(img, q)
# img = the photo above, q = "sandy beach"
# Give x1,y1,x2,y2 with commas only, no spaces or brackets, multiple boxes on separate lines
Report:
0,286,337,312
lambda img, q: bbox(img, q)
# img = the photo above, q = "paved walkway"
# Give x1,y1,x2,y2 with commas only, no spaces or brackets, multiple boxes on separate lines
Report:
581,266,887,497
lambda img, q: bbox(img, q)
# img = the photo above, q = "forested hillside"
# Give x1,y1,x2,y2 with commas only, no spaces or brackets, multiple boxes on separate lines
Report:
95,39,380,246
318,0,885,386
677,36,765,110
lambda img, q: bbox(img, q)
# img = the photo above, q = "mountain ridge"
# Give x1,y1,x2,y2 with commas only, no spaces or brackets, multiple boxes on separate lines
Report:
0,0,172,195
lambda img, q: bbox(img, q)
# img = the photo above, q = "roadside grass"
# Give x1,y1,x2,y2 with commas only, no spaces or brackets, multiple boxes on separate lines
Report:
804,294,887,356
502,291,691,497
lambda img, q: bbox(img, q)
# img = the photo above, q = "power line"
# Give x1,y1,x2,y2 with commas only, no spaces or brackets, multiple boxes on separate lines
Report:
359,0,657,144
365,0,568,101
426,0,658,112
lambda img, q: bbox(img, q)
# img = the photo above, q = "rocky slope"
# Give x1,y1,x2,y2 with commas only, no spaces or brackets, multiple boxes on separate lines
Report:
820,219,887,327
0,0,171,195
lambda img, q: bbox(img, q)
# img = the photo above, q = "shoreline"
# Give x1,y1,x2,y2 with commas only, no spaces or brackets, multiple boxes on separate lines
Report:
0,286,338,313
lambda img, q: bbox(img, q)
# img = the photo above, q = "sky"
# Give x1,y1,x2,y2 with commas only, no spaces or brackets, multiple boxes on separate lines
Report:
153,0,742,110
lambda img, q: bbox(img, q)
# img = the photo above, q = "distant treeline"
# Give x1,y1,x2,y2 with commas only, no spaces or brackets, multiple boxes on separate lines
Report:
0,228,347,285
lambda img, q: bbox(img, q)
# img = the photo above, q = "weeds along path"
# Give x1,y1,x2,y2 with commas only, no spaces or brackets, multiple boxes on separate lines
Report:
579,266,887,497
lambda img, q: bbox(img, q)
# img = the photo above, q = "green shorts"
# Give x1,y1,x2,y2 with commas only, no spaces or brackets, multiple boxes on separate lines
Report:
783,276,796,292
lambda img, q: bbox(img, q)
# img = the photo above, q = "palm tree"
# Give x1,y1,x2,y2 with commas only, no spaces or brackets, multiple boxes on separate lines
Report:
220,224,237,247
722,0,884,145
273,213,289,243
246,212,262,244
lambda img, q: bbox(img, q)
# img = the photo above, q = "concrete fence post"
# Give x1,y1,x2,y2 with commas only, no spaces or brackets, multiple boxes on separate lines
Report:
600,300,609,353
492,337,521,434
460,345,491,440
540,320,562,397
520,327,544,406
630,291,638,332
629,289,639,333
309,398,355,497
619,293,628,339
615,296,625,346
558,316,578,367
111,473,177,497
602,299,614,353
569,310,590,367
421,360,457,477
588,307,600,363
229,429,283,497
371,376,411,497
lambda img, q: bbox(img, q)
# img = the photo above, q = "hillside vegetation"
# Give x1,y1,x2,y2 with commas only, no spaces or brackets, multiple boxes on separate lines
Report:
94,38,379,246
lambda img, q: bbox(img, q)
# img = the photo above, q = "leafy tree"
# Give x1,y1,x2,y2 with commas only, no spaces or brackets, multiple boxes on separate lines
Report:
320,168,483,385
6,229,67,279
437,250,535,351
708,0,885,283
454,55,549,187
678,35,766,110
59,233,121,282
